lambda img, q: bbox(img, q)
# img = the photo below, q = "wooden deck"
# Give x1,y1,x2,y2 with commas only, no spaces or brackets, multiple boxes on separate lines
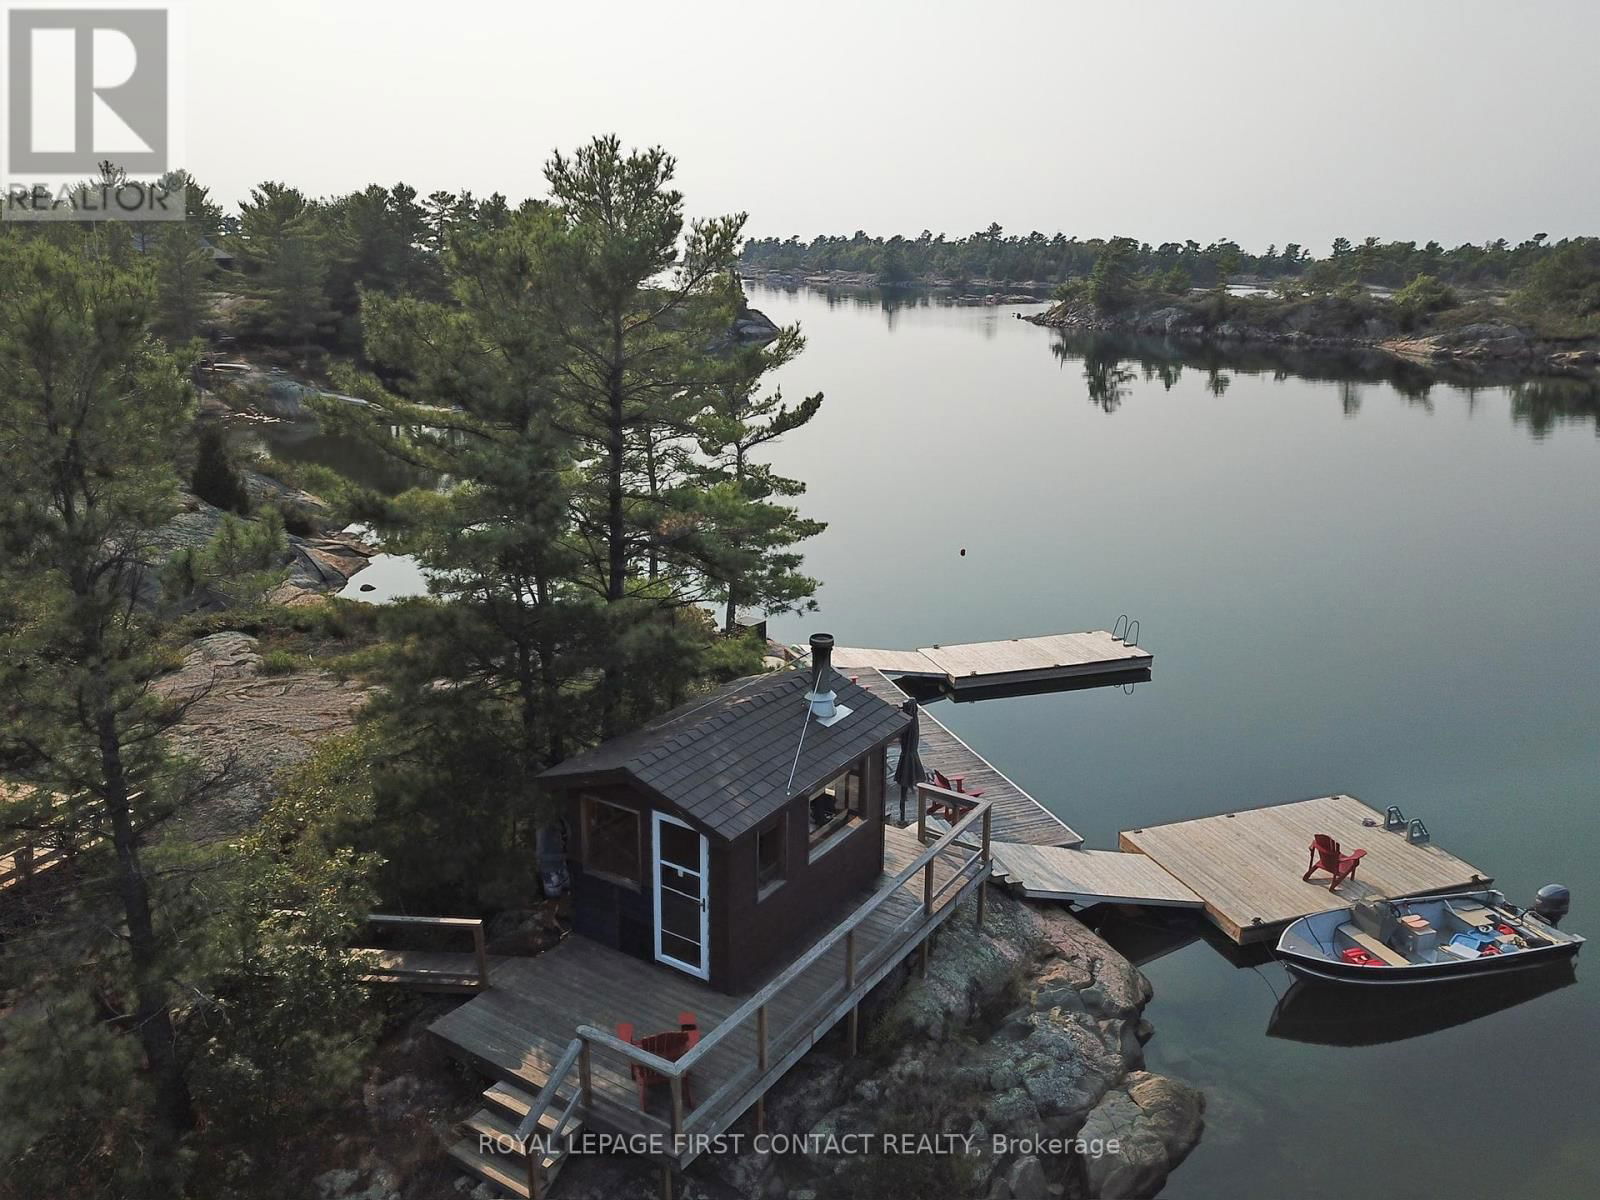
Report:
430,820,987,1174
2,786,145,900
855,670,1082,847
833,631,1151,694
923,631,1152,692
990,844,1203,908
1119,794,1494,944
351,949,503,993
828,647,943,677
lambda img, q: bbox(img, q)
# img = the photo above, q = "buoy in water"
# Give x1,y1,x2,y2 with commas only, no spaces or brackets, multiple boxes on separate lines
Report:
960,548,966,557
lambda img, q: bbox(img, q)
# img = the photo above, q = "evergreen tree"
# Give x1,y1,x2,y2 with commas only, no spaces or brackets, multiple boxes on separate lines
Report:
521,136,748,732
0,240,373,1196
236,182,335,348
191,421,252,514
0,238,198,1193
691,324,826,633
151,223,216,341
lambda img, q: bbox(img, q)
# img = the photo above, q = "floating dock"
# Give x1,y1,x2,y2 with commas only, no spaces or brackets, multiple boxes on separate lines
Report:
1119,794,1494,944
833,630,1152,695
855,670,1083,847
990,843,1203,908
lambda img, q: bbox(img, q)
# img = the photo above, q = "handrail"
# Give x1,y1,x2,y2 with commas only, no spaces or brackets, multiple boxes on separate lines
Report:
573,1026,685,1077
367,913,484,929
359,913,489,989
603,793,992,1083
514,1036,585,1144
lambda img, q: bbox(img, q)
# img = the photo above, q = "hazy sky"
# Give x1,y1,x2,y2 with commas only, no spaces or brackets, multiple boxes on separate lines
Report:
188,0,1600,254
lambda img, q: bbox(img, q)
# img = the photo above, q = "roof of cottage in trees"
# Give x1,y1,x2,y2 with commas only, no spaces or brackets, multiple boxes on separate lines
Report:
538,667,908,841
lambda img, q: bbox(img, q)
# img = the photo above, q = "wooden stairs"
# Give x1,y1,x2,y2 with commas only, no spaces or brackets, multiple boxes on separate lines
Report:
447,1079,580,1199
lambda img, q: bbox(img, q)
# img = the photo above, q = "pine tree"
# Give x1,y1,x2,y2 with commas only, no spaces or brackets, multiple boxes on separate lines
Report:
0,238,198,1193
236,182,335,348
151,223,216,341
522,137,754,731
691,322,825,633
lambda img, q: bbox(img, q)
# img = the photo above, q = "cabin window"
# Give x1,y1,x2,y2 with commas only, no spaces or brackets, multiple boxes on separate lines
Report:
756,817,786,898
808,758,867,859
582,796,641,887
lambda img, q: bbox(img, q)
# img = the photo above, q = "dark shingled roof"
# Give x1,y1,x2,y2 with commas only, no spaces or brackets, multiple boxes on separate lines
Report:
539,667,909,841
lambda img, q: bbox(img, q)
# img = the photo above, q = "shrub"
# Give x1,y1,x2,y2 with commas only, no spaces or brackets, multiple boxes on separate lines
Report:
1393,273,1459,330
192,423,252,514
259,649,305,675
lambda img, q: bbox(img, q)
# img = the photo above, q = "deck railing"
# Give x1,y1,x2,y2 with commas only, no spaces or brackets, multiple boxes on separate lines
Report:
362,914,490,990
1,791,147,894
558,787,992,1162
512,1035,590,1199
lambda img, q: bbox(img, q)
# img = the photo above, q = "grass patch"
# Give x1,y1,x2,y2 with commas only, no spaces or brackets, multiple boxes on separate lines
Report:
260,649,309,676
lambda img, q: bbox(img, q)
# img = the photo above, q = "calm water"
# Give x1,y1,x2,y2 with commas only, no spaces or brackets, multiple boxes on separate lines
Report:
745,287,1600,1199
269,287,1600,1197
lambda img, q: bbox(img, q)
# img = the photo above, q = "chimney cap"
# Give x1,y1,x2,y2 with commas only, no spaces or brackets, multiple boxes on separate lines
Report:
809,632,835,653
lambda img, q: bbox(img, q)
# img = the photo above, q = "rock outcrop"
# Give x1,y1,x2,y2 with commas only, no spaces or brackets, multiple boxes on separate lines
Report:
144,494,374,608
730,307,782,343
551,889,1203,1200
155,632,372,839
1029,297,1600,373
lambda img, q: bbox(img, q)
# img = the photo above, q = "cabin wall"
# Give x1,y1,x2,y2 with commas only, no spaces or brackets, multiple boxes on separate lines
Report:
715,743,889,993
562,739,894,995
565,783,655,965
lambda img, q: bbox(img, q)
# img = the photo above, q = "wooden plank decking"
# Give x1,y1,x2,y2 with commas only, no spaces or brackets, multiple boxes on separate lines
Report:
854,670,1082,848
351,948,504,993
990,844,1204,908
922,631,1152,692
833,631,1151,694
1119,794,1494,944
829,647,943,677
429,824,983,1168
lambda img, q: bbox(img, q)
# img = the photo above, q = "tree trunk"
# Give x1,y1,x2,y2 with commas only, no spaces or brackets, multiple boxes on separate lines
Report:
97,703,195,1190
644,430,660,583
602,317,627,737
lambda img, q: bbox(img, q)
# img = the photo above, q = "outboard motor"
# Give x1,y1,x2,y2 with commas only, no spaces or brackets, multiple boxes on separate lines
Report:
1533,884,1571,927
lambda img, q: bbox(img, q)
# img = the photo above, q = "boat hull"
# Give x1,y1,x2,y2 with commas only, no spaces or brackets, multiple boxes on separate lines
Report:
1280,939,1579,985
1275,889,1583,986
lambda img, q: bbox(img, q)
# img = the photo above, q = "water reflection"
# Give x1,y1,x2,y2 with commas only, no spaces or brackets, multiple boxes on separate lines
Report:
1268,964,1577,1047
1048,330,1600,437
228,418,435,496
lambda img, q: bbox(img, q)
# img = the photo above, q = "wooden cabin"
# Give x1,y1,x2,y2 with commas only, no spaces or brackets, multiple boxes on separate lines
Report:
539,635,910,994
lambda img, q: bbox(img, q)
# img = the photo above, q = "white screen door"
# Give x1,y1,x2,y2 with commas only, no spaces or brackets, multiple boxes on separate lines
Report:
652,812,710,980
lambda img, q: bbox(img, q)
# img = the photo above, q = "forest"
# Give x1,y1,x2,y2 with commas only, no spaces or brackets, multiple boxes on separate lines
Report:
0,138,824,1199
741,226,1600,329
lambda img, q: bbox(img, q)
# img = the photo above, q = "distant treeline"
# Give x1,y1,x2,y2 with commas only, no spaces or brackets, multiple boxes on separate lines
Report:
741,226,1580,291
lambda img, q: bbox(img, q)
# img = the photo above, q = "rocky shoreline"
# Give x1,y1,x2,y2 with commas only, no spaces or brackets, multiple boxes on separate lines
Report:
1025,298,1600,373
740,268,1051,305
532,888,1203,1200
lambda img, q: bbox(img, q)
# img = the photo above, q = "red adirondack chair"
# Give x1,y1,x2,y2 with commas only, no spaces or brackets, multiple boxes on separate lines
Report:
617,1011,699,1111
933,770,983,799
927,770,984,822
1302,834,1367,891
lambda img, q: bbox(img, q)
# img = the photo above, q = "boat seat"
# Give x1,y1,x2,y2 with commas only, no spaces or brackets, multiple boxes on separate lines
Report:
1351,899,1400,943
1447,904,1497,929
1338,923,1410,967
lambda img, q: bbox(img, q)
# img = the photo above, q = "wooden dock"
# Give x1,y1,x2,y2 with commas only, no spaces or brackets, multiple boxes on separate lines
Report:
855,670,1082,847
1119,794,1494,944
833,630,1152,695
430,813,992,1191
990,844,1203,908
